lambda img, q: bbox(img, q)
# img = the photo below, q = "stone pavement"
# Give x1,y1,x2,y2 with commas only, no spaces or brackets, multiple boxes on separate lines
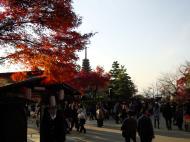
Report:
27,127,76,142
84,119,190,142
27,129,76,142
27,117,190,142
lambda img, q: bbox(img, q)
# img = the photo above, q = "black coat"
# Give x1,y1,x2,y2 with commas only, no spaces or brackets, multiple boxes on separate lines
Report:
121,117,137,137
137,115,154,139
162,104,172,119
41,109,66,142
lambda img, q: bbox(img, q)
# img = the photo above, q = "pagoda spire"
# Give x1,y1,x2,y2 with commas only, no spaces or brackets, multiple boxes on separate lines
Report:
85,46,87,59
82,47,91,72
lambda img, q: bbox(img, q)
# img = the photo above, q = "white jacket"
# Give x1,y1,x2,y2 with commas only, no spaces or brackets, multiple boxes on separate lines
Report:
78,111,86,119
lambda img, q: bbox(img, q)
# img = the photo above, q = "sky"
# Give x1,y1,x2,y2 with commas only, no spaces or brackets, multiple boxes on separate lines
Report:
73,0,190,92
0,0,190,92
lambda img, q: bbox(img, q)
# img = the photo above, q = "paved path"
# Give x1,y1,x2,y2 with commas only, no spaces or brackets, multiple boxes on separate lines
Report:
67,119,190,142
27,118,190,142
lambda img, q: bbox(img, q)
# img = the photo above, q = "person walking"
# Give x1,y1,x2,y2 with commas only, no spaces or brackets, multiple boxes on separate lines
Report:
137,109,155,142
175,105,183,130
121,102,128,122
41,106,67,142
70,103,79,131
121,111,137,142
113,102,120,124
96,105,105,127
77,106,87,133
153,102,160,129
162,102,173,130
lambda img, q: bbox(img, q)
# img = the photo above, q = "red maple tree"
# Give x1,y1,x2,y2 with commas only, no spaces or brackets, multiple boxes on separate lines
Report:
176,77,186,96
177,65,190,99
10,72,27,82
68,66,110,96
0,0,92,83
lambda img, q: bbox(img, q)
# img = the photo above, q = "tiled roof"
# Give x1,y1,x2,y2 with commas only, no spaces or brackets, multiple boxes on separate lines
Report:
0,71,81,96
0,71,42,87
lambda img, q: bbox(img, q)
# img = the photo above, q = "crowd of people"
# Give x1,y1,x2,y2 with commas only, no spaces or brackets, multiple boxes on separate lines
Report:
91,99,190,131
27,98,190,142
112,99,190,142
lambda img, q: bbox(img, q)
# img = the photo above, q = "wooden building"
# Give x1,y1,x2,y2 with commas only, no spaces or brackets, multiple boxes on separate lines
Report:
0,71,80,142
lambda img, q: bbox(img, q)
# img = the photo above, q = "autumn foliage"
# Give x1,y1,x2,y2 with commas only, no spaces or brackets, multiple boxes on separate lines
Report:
177,66,190,97
67,66,110,95
0,0,92,83
11,72,27,82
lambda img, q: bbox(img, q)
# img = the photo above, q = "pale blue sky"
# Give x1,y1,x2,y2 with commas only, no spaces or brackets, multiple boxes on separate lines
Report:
0,1,190,92
74,0,190,91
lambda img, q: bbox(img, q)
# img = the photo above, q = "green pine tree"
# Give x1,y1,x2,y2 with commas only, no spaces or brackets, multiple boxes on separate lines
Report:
110,61,120,79
109,61,137,100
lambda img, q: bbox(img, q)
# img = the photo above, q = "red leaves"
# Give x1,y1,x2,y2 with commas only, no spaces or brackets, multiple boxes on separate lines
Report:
11,72,27,82
0,10,7,20
177,77,186,86
42,63,77,84
16,44,28,50
67,66,110,95
177,74,190,97
0,0,93,84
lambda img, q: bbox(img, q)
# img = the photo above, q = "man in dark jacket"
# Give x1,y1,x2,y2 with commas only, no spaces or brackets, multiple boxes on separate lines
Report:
41,106,67,142
138,109,155,142
162,102,173,130
121,111,137,142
